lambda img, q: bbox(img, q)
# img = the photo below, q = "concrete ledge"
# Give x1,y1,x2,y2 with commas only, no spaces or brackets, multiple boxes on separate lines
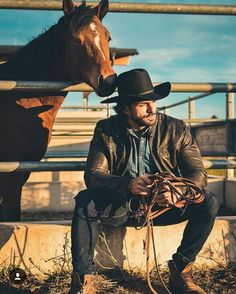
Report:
0,218,236,277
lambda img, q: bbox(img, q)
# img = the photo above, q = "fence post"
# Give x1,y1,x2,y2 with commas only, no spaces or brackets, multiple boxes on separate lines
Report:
163,107,170,115
226,92,235,178
188,96,195,124
106,104,111,117
83,92,89,112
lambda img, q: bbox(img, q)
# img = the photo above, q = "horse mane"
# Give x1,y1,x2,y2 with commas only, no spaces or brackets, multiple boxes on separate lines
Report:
0,3,96,81
0,22,62,81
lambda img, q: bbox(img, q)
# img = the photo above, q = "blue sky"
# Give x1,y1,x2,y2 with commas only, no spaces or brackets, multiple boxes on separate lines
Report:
0,0,236,119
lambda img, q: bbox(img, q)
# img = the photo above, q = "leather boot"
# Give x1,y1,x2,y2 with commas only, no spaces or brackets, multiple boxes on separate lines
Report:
82,275,96,294
68,272,96,294
168,260,206,294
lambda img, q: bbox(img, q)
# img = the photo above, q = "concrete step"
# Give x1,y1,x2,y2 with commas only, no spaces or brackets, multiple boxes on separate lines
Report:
0,217,235,277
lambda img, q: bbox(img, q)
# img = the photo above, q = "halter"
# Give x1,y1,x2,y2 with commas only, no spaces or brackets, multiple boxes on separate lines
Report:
128,172,205,294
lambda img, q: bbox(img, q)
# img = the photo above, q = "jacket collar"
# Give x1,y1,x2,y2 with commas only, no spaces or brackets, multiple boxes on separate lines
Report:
116,114,158,138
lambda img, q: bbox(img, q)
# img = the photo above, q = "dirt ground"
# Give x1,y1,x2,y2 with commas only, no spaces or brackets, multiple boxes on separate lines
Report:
0,211,233,293
0,266,236,294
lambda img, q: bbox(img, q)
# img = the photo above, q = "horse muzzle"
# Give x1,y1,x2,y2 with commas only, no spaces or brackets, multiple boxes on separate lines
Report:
96,73,117,97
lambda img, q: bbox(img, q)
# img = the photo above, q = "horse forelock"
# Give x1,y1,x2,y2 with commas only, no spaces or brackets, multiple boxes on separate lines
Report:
69,4,100,31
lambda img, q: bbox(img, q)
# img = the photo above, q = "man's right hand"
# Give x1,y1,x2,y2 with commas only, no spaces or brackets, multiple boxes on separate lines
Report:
128,174,153,197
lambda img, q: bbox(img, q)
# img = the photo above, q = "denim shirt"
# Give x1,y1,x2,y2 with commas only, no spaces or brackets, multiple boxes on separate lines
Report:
126,127,158,178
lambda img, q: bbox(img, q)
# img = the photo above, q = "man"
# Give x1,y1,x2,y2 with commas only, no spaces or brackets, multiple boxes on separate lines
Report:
69,69,218,294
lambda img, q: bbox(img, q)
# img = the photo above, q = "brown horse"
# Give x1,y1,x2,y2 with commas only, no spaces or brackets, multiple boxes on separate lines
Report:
0,0,116,221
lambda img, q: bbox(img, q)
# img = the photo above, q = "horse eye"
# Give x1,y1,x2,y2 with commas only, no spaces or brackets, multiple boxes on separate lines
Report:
108,35,112,42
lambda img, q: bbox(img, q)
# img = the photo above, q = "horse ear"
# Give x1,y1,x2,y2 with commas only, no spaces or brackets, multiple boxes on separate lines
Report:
62,0,75,14
95,0,109,20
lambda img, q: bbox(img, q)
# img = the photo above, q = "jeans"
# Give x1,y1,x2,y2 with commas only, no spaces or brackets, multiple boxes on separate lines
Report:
71,189,219,275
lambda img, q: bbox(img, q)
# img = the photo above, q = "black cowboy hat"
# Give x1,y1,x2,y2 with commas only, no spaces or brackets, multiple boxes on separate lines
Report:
101,68,171,104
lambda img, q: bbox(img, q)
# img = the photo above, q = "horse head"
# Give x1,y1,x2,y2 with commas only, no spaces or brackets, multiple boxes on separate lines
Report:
62,0,117,97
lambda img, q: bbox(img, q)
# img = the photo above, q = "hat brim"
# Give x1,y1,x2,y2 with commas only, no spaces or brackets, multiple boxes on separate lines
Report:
101,82,171,104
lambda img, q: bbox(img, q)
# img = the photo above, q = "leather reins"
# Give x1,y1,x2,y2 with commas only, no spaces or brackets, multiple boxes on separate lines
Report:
128,172,205,294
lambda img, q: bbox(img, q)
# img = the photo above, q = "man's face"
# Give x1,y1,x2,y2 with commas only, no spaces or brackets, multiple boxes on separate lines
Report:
125,100,157,129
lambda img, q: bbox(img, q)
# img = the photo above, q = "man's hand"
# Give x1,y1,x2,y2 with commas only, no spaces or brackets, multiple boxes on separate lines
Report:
128,174,153,197
155,184,183,207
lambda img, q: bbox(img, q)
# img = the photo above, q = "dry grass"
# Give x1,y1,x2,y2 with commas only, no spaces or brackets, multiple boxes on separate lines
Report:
0,266,236,294
14,210,235,293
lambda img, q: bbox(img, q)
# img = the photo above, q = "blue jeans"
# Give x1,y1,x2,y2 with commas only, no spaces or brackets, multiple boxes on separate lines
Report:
71,189,219,275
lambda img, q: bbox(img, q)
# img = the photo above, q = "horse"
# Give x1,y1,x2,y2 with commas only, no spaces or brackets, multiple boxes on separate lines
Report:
0,0,117,221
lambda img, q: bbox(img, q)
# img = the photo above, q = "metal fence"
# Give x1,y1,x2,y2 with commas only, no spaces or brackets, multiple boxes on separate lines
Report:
0,158,235,172
0,1,236,15
0,1,235,175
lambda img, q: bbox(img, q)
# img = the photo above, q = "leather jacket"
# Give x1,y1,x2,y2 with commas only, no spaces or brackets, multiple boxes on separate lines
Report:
84,113,207,199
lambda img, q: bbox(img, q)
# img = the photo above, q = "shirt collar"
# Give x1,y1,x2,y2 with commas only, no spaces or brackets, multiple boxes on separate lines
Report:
127,126,151,139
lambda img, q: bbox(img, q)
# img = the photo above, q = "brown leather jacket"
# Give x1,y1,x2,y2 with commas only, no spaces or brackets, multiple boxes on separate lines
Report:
84,113,207,199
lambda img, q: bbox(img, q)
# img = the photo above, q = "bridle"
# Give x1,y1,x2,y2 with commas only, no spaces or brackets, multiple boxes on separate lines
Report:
128,172,205,294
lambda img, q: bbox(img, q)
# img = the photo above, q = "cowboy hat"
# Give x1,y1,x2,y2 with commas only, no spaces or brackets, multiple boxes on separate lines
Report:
101,68,171,104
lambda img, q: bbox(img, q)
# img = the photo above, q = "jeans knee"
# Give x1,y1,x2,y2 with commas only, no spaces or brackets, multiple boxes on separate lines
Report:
73,196,98,220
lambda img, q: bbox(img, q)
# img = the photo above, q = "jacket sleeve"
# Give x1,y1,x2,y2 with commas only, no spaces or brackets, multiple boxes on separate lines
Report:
84,123,132,197
177,123,207,189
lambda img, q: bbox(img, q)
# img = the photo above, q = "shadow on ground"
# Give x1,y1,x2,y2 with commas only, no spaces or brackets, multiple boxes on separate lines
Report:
0,267,236,294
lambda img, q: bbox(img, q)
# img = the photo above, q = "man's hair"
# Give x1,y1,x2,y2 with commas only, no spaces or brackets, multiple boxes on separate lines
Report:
113,103,129,117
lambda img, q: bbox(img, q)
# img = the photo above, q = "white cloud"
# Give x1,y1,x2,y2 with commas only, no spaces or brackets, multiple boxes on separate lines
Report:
137,48,192,67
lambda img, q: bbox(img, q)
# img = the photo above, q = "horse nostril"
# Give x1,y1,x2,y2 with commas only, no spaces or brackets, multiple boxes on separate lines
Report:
97,74,117,97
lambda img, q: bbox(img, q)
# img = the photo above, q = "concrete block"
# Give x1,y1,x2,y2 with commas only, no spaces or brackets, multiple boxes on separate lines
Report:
0,222,71,276
22,180,84,211
0,218,236,277
225,178,236,211
207,177,224,206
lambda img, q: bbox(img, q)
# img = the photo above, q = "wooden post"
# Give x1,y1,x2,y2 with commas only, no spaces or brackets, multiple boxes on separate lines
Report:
226,92,235,178
226,92,234,119
188,97,195,125
106,104,111,117
163,107,170,115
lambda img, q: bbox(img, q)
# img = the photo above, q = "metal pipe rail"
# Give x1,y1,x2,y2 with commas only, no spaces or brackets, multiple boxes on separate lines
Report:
60,106,111,110
0,1,236,15
0,161,86,172
159,92,215,111
0,81,236,93
44,150,88,158
0,160,235,172
45,150,236,159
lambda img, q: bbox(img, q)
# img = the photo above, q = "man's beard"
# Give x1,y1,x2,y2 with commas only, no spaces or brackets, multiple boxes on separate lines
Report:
131,113,157,127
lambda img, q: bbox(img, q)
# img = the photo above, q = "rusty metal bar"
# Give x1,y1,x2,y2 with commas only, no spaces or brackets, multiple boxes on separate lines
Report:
183,118,222,124
0,1,235,15
0,81,91,92
0,81,236,93
0,161,86,172
0,159,235,172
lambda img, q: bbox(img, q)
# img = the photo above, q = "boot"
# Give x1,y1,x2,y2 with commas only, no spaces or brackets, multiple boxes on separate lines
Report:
168,260,205,294
68,271,96,294
82,275,96,294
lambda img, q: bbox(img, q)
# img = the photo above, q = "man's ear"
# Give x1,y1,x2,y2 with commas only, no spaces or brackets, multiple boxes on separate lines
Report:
123,105,130,115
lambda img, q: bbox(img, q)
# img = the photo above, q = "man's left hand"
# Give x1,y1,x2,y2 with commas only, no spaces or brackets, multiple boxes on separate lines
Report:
155,184,183,207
